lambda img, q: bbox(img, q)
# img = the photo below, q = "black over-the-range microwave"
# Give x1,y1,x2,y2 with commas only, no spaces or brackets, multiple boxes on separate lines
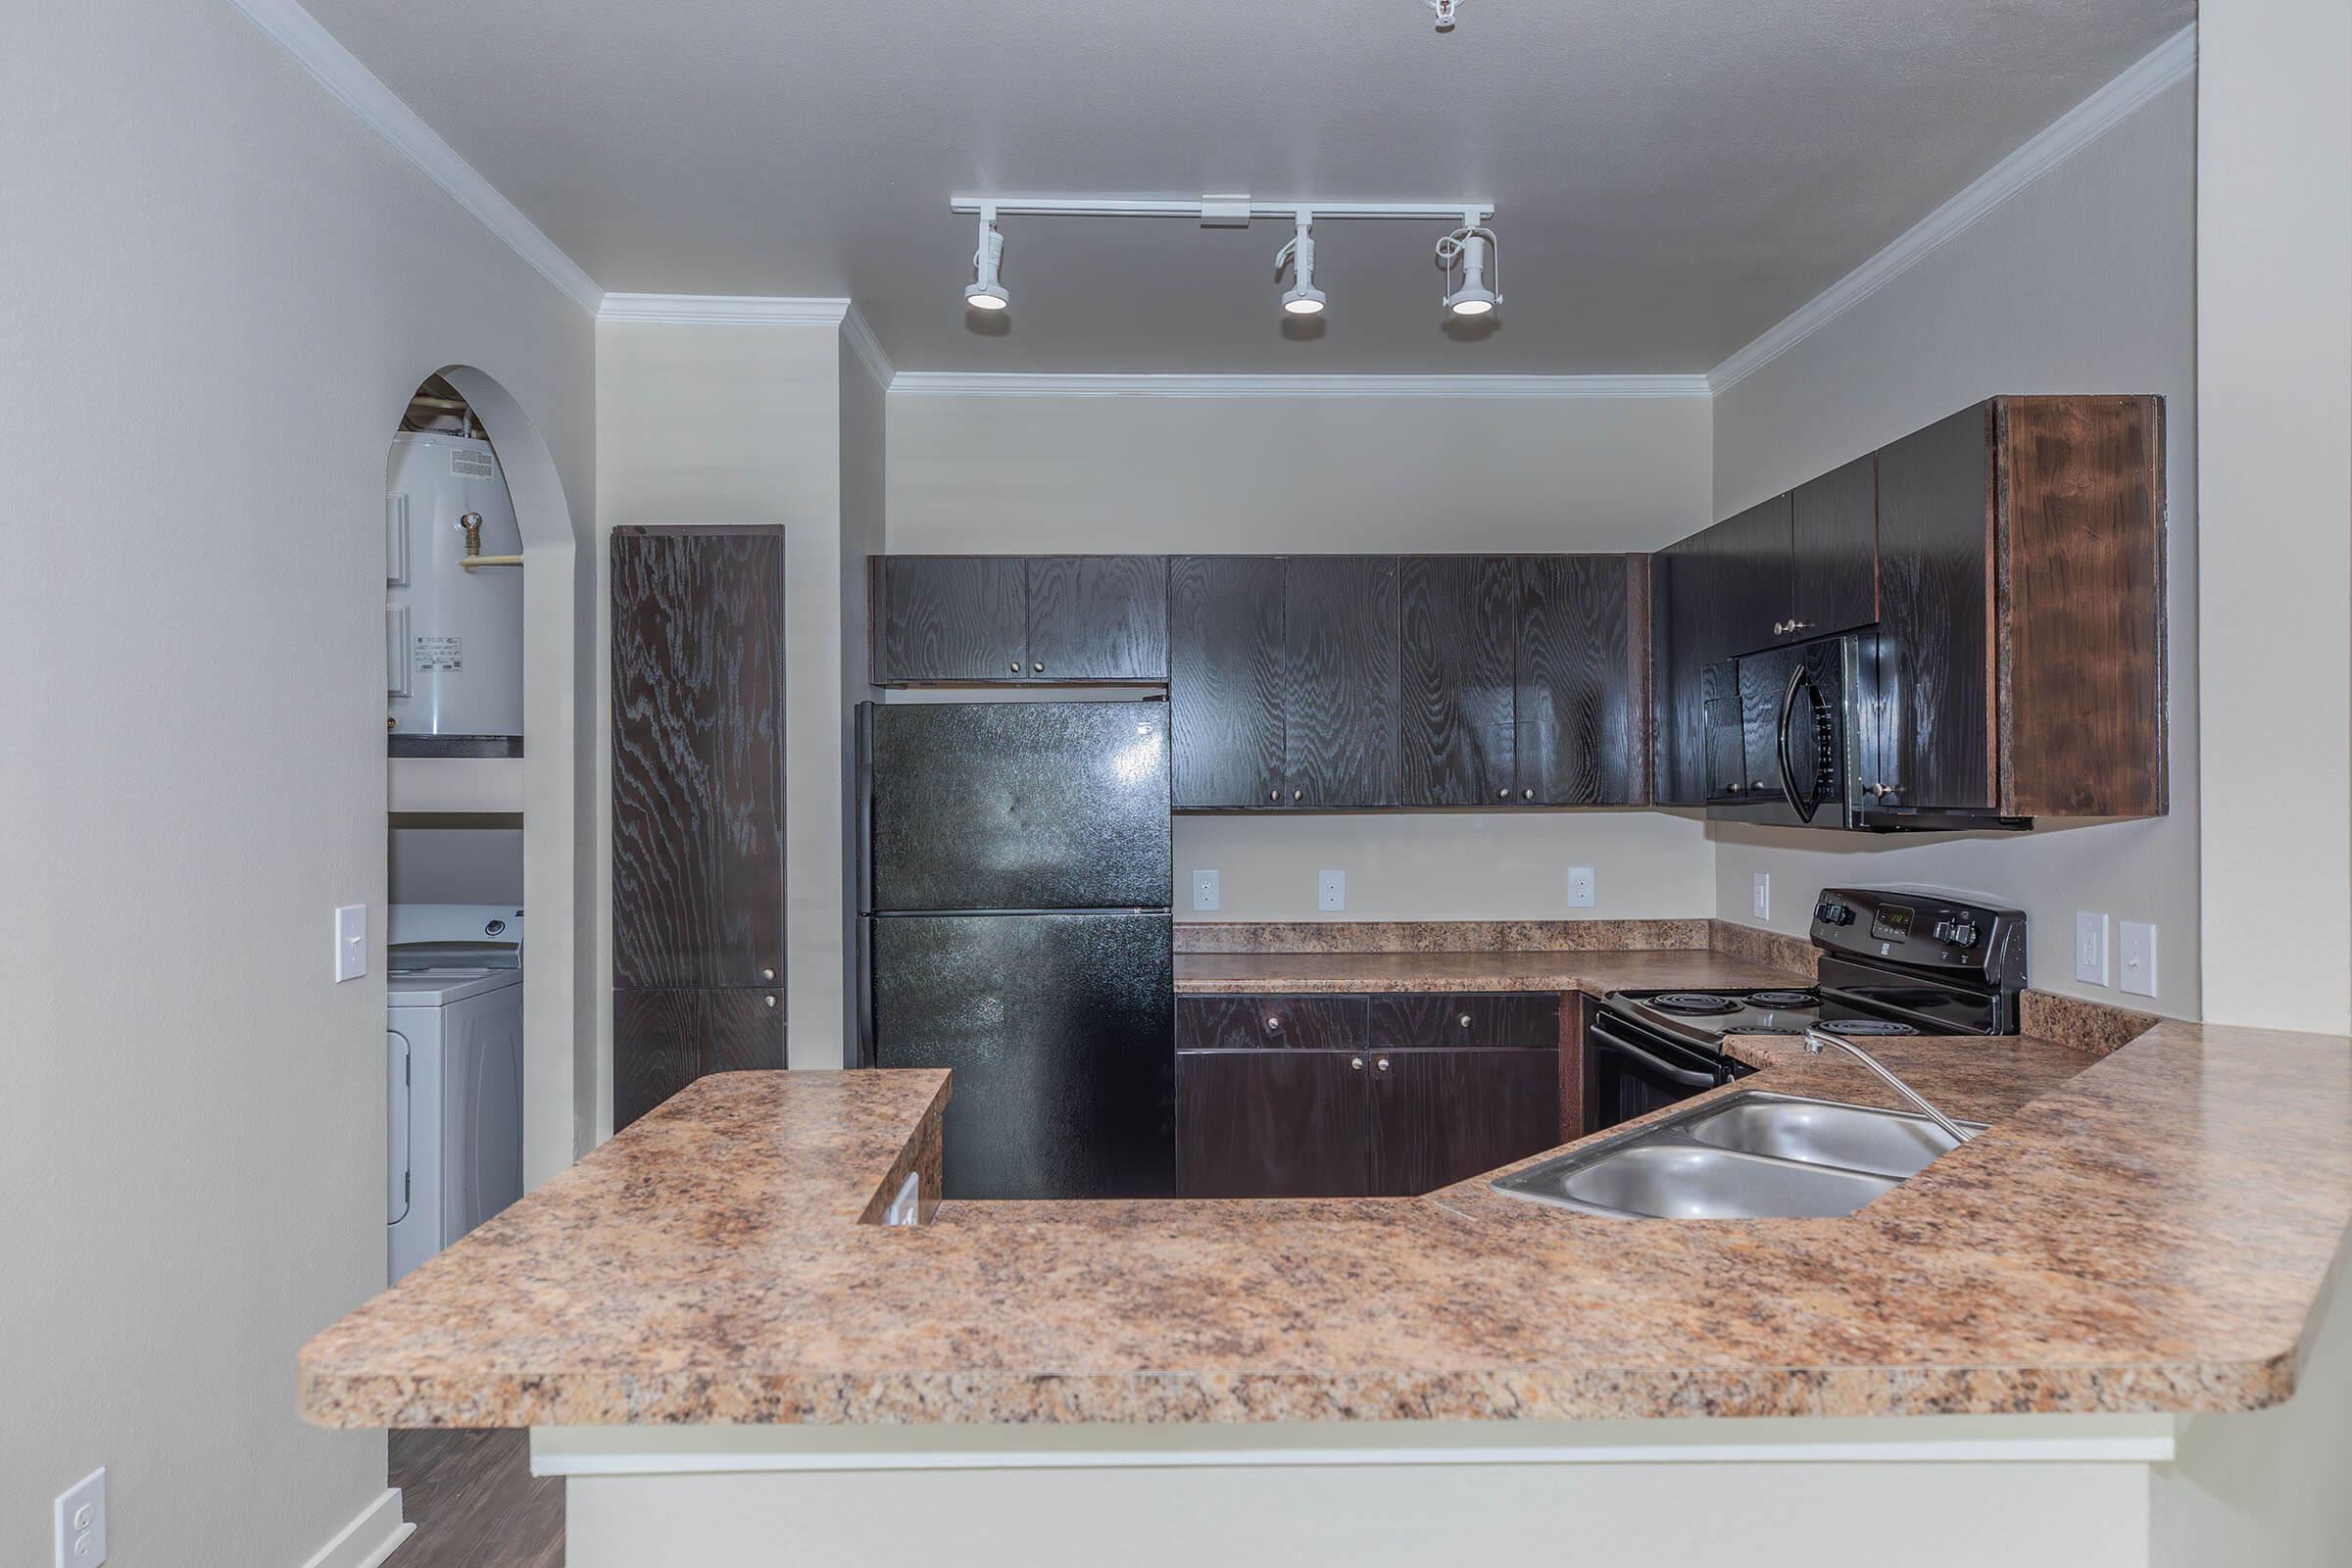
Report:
1701,632,2032,834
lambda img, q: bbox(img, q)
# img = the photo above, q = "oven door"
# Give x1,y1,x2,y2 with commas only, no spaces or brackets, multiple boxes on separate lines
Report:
1585,1011,1744,1136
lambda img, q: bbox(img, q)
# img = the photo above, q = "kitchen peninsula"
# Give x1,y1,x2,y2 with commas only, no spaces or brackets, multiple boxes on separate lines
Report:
301,936,2352,1568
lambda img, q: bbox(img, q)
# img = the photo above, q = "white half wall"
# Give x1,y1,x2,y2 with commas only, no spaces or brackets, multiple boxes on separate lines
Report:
1706,79,2199,1015
0,4,593,1567
887,390,1716,924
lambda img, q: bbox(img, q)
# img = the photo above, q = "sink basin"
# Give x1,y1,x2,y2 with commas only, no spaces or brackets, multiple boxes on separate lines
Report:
1681,1093,1984,1179
1490,1090,1982,1219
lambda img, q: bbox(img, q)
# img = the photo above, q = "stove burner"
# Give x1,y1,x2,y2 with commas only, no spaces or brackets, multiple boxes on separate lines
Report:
1816,1018,1919,1037
1649,992,1741,1016
1744,989,1820,1009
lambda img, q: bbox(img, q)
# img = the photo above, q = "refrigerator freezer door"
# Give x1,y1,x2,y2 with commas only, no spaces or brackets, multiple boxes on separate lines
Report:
868,911,1174,1200
866,702,1172,913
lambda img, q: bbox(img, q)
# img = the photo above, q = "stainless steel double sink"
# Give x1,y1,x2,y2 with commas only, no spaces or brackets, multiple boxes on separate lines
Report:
1491,1091,1986,1219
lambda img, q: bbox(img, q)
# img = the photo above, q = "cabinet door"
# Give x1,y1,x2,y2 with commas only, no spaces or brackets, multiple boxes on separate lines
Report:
1368,1049,1561,1197
1398,556,1516,807
1516,555,1642,805
1175,1051,1374,1198
874,556,1027,681
1168,556,1286,808
612,528,787,989
1789,454,1878,639
1282,557,1400,808
1025,556,1169,680
1711,495,1795,659
612,987,786,1132
1648,541,1707,807
1873,403,1995,809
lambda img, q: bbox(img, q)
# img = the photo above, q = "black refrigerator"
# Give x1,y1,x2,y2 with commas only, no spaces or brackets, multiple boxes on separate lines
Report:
857,699,1175,1200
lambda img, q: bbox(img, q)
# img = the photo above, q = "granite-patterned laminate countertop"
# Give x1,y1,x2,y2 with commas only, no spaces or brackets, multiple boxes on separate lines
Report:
299,946,2352,1431
1172,948,1807,996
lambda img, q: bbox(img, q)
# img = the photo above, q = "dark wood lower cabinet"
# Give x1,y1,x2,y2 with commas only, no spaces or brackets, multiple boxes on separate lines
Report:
612,987,785,1132
1175,993,1564,1199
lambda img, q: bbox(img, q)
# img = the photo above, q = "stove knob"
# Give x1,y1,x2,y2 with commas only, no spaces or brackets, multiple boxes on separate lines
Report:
1951,920,1980,948
1815,901,1853,926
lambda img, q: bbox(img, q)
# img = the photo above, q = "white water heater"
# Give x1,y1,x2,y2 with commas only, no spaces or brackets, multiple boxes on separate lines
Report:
386,431,523,752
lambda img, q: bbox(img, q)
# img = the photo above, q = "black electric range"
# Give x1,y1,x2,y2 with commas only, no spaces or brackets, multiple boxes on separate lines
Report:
1586,886,2028,1135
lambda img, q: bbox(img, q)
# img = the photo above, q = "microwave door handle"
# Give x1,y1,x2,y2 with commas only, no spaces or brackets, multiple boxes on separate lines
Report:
1589,1017,1722,1088
1775,663,1813,822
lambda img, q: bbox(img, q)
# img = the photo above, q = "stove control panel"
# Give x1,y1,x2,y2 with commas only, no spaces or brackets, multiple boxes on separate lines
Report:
1810,886,2027,988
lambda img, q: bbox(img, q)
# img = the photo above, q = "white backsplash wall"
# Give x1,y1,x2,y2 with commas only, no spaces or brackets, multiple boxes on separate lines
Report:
1175,810,1714,923
1708,78,2198,1016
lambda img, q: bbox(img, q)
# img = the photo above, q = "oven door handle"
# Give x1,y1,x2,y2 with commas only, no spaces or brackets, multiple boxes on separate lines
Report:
1588,1015,1723,1088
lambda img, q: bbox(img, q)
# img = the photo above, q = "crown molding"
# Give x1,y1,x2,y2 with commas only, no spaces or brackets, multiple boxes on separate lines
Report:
596,293,853,326
224,0,603,314
841,306,896,386
1707,23,2196,396
886,371,1710,399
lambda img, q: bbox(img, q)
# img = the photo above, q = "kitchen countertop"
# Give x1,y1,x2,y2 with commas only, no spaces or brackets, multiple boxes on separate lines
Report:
298,945,2352,1431
1173,949,1809,996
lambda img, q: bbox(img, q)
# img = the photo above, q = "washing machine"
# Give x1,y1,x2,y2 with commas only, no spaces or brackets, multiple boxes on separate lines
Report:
388,904,525,1285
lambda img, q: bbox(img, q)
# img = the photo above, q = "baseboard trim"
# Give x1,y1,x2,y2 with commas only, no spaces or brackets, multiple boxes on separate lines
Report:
300,1489,414,1568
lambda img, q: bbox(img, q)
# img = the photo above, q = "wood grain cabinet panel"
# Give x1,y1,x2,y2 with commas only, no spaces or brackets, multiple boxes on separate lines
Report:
1176,995,1367,1051
1648,541,1707,807
1516,555,1646,805
873,556,1028,681
611,527,787,990
1713,494,1796,660
1368,1048,1561,1197
1789,454,1879,639
1282,556,1400,808
1168,556,1286,808
1398,556,1517,807
1175,1051,1376,1198
612,987,785,1132
1025,556,1168,680
1368,993,1561,1051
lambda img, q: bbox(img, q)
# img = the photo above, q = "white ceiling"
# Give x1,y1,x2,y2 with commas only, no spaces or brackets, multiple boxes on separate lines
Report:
303,0,2190,375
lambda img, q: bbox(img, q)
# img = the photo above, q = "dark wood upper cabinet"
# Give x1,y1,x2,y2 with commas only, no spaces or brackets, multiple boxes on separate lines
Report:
1168,556,1286,808
1398,556,1516,807
1871,395,2166,818
1647,540,1706,807
611,527,787,990
1517,555,1648,805
1789,454,1878,639
1024,556,1168,680
873,556,1027,681
1712,494,1796,660
1283,556,1400,808
1873,403,1997,811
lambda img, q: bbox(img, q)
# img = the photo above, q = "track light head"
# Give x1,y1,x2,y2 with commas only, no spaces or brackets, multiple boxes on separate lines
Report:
966,211,1008,311
1437,222,1500,318
1275,211,1326,317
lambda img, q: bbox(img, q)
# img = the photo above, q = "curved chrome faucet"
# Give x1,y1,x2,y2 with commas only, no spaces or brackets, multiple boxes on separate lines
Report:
1801,1028,1977,1147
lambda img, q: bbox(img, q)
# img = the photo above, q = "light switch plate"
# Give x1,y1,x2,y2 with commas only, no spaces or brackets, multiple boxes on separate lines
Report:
2120,921,2158,999
1316,869,1346,912
1191,870,1220,912
334,905,368,983
1752,872,1770,921
55,1467,105,1568
2075,910,2110,987
1566,866,1595,908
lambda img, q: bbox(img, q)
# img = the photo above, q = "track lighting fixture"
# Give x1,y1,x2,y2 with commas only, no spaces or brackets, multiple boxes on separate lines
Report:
1438,220,1500,317
1429,0,1461,30
964,208,1008,311
1274,211,1326,316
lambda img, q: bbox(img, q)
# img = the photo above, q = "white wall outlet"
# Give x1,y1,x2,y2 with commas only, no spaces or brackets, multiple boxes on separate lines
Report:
2075,910,2110,987
1316,869,1346,912
2120,921,2158,999
1752,872,1770,921
1191,869,1221,912
1566,866,1595,908
55,1467,105,1567
333,904,368,983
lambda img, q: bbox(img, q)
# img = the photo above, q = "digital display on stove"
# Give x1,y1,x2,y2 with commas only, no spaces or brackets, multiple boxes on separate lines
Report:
1870,905,1915,942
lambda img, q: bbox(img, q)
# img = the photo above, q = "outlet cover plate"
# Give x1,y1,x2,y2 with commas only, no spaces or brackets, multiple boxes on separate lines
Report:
1191,870,1220,911
1566,866,1595,908
1752,873,1770,920
1316,869,1346,912
2075,910,2110,987
55,1467,105,1568
2120,921,2158,999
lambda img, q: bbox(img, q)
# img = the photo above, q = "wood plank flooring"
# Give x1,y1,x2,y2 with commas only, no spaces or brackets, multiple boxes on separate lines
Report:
389,1429,563,1568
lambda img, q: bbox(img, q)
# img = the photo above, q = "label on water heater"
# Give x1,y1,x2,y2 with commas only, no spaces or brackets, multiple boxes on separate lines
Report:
415,635,463,671
450,448,495,478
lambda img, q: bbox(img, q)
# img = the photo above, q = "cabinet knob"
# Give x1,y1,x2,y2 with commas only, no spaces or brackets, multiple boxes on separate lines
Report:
1292,789,1303,802
1350,1055,1364,1071
1009,662,1021,672
1458,1013,1473,1029
760,967,775,981
1264,1015,1283,1032
1523,788,1534,801
1032,662,1045,673
1497,787,1510,800
1375,1055,1391,1072
1268,789,1280,802
763,995,777,1008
